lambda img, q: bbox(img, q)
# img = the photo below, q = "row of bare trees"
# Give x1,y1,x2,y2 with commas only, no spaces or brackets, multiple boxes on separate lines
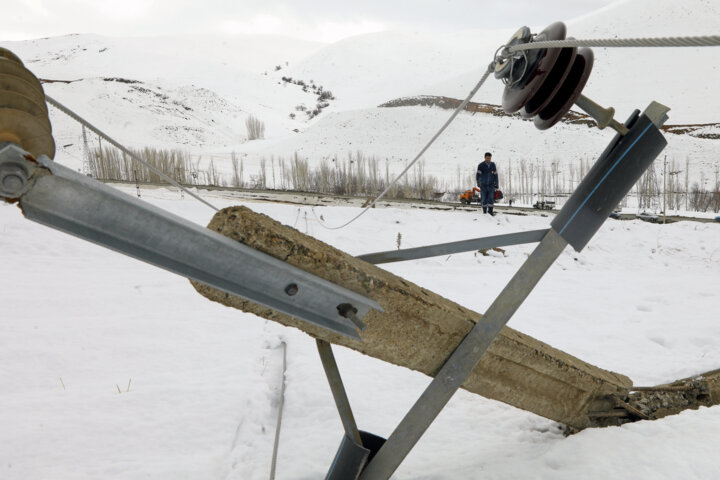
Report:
89,145,720,212
231,151,439,200
486,157,719,213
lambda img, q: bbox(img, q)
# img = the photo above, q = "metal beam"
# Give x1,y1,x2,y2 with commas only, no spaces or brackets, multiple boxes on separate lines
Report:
0,145,381,339
317,339,363,445
356,229,548,264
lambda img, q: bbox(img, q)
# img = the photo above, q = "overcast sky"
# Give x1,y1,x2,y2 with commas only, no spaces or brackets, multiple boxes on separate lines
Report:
5,0,618,42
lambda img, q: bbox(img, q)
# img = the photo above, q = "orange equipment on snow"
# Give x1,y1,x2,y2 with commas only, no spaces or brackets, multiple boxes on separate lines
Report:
459,187,503,204
459,187,481,204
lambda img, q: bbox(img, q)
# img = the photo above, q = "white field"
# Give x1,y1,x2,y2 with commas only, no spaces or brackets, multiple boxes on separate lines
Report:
1,187,719,479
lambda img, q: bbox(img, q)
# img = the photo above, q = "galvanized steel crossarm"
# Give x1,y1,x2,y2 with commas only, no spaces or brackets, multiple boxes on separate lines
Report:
0,146,380,340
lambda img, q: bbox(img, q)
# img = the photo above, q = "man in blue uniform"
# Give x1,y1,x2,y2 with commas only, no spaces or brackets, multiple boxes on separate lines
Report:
476,152,499,215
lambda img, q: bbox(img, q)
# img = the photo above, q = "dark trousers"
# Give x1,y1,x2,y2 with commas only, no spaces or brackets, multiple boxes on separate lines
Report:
480,185,495,212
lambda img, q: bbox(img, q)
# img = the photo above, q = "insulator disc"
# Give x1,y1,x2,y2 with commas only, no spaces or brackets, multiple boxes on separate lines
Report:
0,90,52,133
0,75,48,113
0,52,54,159
534,48,594,130
0,47,24,66
0,58,44,97
520,45,576,118
501,21,567,114
0,109,55,159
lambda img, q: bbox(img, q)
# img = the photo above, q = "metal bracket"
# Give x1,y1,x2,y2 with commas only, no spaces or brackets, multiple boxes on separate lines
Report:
0,144,381,339
317,339,387,480
317,339,363,445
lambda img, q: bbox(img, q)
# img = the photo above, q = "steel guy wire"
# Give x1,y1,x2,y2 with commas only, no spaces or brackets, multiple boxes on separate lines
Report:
505,35,720,54
45,94,221,212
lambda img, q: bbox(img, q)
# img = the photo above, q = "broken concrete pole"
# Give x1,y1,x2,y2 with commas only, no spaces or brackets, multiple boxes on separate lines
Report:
626,368,720,422
191,206,632,429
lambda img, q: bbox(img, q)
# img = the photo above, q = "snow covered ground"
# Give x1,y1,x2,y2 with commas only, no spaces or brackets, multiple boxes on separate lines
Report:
1,186,719,479
1,0,719,476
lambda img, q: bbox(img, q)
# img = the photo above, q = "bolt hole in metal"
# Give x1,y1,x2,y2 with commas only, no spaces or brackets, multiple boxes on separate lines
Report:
284,283,299,296
337,303,366,331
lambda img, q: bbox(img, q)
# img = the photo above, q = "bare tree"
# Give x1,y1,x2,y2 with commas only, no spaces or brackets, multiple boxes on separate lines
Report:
245,115,265,140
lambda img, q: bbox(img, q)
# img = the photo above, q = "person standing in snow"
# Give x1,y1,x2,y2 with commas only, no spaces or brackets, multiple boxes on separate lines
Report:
476,152,499,215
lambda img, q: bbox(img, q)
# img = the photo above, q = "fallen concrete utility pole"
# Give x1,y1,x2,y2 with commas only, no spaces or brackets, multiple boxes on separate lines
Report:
5,42,719,480
192,205,631,429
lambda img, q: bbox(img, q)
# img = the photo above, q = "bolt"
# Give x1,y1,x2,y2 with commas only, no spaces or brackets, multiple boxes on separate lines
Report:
284,283,298,296
2,173,23,191
0,163,29,196
337,303,366,331
575,94,629,135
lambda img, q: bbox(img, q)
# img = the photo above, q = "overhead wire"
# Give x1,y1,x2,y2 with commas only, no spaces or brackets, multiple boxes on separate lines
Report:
506,35,720,53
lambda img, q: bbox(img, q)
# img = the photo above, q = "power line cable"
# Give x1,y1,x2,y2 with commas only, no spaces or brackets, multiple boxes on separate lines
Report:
506,35,720,53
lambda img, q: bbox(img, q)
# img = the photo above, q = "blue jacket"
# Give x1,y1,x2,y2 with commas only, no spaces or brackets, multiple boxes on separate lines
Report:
476,161,498,187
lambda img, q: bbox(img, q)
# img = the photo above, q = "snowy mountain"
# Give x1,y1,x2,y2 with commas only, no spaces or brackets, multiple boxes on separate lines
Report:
1,0,718,187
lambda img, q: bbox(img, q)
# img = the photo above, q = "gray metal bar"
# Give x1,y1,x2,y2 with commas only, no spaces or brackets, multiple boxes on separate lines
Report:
317,339,363,445
359,228,568,480
356,229,548,265
0,146,381,340
325,435,370,480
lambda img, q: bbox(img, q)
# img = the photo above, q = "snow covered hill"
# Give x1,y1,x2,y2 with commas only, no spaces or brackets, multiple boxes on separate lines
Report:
2,33,327,150
1,0,718,189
